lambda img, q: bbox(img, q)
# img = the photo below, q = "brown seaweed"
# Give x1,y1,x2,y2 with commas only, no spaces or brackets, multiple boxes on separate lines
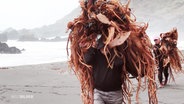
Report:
66,0,157,104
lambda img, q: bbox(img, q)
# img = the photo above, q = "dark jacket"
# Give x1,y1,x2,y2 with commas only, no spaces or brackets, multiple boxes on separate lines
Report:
84,47,123,91
153,44,163,68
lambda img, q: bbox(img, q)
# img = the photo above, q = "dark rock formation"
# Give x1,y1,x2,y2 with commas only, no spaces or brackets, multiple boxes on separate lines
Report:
0,42,21,54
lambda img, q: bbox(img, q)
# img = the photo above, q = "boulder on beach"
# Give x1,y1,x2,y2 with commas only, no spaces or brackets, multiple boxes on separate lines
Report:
0,42,21,54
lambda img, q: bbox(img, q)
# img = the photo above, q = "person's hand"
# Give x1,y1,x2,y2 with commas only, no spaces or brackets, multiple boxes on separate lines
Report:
153,47,157,51
92,40,97,48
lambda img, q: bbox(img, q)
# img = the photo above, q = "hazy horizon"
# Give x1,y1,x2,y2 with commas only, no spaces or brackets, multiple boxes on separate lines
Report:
0,0,79,31
1,0,184,42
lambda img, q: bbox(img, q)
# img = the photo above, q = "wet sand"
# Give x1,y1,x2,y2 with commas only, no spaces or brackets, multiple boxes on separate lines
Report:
0,62,183,104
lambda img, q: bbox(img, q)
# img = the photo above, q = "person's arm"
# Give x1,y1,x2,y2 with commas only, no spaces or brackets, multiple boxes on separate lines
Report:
84,47,96,65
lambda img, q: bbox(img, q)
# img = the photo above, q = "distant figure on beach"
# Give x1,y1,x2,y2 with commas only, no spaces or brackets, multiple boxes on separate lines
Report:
153,36,170,88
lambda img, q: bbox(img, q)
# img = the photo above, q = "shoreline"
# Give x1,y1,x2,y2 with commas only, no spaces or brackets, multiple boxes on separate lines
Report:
1,61,69,69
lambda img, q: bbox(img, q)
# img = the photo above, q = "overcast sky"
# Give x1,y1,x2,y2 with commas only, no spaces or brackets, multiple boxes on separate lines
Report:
0,0,79,31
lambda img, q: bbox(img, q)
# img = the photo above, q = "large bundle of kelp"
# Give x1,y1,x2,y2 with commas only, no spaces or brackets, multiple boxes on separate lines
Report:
66,0,157,104
160,28,183,72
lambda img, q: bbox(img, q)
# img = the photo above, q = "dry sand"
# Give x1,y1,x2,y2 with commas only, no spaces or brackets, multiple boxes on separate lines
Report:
0,62,184,104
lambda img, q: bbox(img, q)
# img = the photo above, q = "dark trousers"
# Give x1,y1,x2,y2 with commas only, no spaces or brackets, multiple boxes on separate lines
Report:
158,64,169,85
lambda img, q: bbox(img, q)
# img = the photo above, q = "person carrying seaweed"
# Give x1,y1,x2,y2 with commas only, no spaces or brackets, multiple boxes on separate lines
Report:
153,28,183,88
67,0,158,103
153,36,170,88
83,34,129,104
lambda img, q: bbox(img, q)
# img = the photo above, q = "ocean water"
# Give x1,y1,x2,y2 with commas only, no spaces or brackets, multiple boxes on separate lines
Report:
0,40,183,67
0,40,69,67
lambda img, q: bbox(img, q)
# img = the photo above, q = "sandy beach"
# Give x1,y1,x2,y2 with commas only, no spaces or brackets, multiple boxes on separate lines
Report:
0,62,184,104
0,62,81,104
